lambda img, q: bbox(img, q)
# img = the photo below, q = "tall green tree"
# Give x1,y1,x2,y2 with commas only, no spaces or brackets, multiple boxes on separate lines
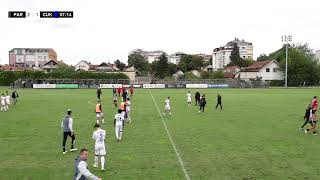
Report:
127,53,149,73
257,54,269,61
178,54,204,72
154,53,169,79
228,43,243,66
114,59,126,71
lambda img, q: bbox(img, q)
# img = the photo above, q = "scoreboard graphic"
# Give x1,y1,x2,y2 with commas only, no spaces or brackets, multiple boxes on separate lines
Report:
8,11,74,18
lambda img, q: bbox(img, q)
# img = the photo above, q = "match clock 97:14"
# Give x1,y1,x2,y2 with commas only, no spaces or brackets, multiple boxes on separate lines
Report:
8,11,73,18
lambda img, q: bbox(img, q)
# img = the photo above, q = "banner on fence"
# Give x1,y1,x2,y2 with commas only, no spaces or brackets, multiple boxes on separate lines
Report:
186,84,208,88
165,84,186,88
143,84,165,89
99,84,123,89
208,84,229,88
56,84,79,89
33,84,56,89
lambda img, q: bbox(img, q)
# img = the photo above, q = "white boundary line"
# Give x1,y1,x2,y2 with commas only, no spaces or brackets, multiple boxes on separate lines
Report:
149,90,191,180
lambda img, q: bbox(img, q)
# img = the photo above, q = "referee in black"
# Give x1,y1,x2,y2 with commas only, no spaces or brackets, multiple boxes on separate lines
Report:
215,94,223,110
199,94,206,112
97,87,102,101
61,109,77,154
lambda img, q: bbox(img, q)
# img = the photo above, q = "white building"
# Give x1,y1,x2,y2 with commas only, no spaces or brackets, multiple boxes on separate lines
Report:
239,60,284,80
212,38,253,69
129,49,166,63
168,52,185,64
75,60,90,71
9,48,57,68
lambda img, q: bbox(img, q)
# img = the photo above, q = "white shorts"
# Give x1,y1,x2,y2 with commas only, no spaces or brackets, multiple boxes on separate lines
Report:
126,108,130,113
187,98,191,103
95,144,106,156
1,101,5,106
96,112,104,118
6,101,10,105
165,105,171,111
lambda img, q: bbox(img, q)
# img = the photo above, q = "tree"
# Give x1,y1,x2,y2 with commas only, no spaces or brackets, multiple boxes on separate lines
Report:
228,43,243,66
168,63,178,75
128,53,149,73
154,53,169,79
257,54,269,61
178,54,204,72
114,59,126,71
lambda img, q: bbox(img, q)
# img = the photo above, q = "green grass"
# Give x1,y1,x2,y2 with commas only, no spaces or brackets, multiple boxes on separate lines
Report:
0,87,320,180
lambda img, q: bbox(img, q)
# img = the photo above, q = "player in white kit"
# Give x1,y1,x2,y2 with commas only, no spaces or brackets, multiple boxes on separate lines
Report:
5,91,10,110
92,124,106,171
125,98,132,123
1,93,7,112
163,97,172,115
114,109,124,142
187,91,192,107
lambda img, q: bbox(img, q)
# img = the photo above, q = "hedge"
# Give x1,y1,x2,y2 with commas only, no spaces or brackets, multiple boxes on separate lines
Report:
0,71,129,86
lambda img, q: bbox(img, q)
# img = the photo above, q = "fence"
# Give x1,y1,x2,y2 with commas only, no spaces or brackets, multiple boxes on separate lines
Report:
13,78,269,89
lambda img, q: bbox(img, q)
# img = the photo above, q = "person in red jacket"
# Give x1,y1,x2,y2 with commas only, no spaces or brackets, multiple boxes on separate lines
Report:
117,87,121,97
130,86,134,97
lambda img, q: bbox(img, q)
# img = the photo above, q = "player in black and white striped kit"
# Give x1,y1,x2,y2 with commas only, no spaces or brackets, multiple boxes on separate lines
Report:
61,109,78,154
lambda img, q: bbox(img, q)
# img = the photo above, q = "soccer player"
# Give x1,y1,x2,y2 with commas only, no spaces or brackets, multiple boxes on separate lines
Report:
61,109,77,154
187,91,192,107
130,86,134,97
300,104,312,131
114,109,124,142
163,97,172,115
120,100,126,120
117,87,121,97
92,124,106,171
73,148,101,180
95,101,105,124
113,93,118,108
311,96,318,119
305,107,317,135
97,87,102,101
5,91,10,110
215,94,223,110
11,90,18,105
1,93,6,112
199,94,206,113
126,98,132,123
122,89,128,102
112,88,116,96
195,91,200,106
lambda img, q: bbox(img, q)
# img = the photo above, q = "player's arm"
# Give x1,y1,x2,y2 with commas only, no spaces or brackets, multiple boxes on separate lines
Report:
78,161,99,180
69,118,74,133
92,132,95,140
100,105,102,112
61,120,64,128
114,117,116,127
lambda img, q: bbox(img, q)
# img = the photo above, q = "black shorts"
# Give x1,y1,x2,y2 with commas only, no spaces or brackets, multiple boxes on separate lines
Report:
312,110,317,114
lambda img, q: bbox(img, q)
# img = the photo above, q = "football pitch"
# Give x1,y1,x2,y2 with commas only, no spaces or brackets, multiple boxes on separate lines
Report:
1,87,320,180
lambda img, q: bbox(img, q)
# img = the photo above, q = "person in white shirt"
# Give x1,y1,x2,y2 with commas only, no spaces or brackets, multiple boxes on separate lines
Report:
92,124,106,171
5,91,10,110
61,109,77,154
163,97,172,115
187,91,192,107
114,109,124,142
1,93,7,112
125,98,132,123
73,148,101,180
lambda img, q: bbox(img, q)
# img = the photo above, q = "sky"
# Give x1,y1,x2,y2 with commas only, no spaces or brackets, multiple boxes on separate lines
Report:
0,0,319,65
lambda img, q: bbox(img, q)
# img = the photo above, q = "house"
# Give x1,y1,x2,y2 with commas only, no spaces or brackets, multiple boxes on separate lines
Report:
224,66,240,78
75,60,90,71
239,60,284,80
172,70,184,80
42,60,66,73
203,65,214,72
88,62,119,72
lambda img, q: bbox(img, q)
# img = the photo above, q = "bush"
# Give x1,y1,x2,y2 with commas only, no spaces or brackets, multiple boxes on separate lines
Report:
268,80,284,87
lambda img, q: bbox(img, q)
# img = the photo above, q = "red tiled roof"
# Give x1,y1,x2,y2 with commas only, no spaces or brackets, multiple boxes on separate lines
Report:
242,60,274,72
0,65,25,71
225,66,239,72
89,64,99,70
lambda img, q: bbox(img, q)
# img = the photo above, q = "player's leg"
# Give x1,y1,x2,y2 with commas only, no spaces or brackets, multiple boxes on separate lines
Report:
100,146,106,170
300,118,309,130
96,113,100,124
127,110,131,123
101,113,105,124
220,102,223,110
62,132,68,153
119,125,123,140
94,146,99,168
69,133,77,151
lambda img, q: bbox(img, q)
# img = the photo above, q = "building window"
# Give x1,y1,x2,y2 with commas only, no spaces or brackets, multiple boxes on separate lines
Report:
223,52,225,55
242,47,245,49
243,56,246,58
266,68,270,72
273,68,278,72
